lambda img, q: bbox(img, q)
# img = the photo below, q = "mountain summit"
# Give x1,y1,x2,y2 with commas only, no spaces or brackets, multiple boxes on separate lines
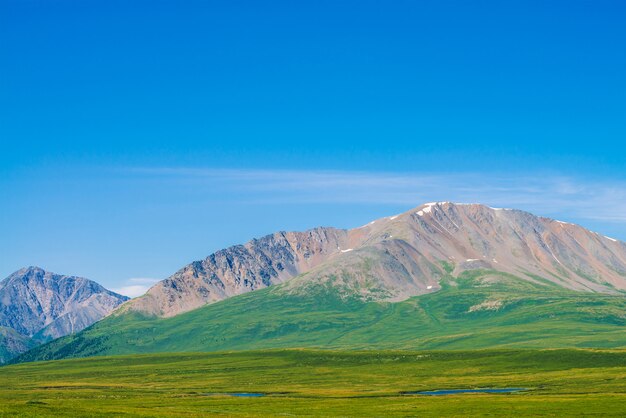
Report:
126,202,626,318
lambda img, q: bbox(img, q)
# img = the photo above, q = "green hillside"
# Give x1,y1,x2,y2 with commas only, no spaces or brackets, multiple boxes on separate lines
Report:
1,349,625,416
16,269,626,363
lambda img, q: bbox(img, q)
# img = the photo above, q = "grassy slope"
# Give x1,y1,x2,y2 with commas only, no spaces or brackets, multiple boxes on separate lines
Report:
17,270,626,362
1,349,625,416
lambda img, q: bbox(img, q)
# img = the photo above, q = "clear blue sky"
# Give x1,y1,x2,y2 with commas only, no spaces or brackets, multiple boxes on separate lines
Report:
1,1,625,295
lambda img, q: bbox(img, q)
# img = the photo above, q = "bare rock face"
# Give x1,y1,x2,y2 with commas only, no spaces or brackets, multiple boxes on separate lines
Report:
0,267,129,341
126,203,626,318
126,227,351,317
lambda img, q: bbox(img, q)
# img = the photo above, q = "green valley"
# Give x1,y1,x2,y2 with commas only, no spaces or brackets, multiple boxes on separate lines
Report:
1,349,624,417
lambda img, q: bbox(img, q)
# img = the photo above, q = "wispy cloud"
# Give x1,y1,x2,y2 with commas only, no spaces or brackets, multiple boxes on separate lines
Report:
127,167,626,223
112,278,160,298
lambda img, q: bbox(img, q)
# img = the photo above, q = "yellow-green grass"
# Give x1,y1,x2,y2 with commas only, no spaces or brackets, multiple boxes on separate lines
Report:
1,349,625,416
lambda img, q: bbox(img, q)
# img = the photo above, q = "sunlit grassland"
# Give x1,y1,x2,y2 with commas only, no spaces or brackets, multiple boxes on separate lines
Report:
1,349,625,417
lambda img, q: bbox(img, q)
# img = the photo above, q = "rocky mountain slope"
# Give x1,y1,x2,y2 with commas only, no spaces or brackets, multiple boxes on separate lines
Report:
0,267,128,362
126,202,626,318
126,227,351,317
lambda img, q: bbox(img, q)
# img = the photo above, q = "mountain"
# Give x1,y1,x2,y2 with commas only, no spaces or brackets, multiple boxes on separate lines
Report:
126,202,626,318
0,267,128,362
15,203,626,362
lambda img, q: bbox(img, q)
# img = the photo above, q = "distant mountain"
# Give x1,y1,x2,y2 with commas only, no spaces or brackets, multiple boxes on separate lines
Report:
17,203,626,362
125,202,626,318
0,267,128,362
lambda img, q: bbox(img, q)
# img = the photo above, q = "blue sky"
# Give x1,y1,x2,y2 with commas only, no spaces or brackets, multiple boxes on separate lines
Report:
1,1,625,296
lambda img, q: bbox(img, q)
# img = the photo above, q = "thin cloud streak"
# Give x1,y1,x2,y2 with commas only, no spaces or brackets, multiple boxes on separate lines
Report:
127,167,626,223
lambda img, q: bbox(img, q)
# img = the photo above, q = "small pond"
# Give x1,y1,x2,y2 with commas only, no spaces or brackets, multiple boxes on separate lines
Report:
403,388,526,396
202,392,266,397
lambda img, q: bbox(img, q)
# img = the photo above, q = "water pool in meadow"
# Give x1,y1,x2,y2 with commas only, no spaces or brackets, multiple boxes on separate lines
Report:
202,392,266,397
403,388,526,396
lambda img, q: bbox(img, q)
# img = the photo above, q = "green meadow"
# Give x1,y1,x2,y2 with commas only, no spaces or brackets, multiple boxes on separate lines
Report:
1,349,625,417
7,271,625,416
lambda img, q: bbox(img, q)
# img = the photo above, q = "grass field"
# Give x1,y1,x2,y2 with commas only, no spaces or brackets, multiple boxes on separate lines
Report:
1,349,625,417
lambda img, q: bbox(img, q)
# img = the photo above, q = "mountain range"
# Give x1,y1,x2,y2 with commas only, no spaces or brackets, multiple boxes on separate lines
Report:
6,202,626,363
